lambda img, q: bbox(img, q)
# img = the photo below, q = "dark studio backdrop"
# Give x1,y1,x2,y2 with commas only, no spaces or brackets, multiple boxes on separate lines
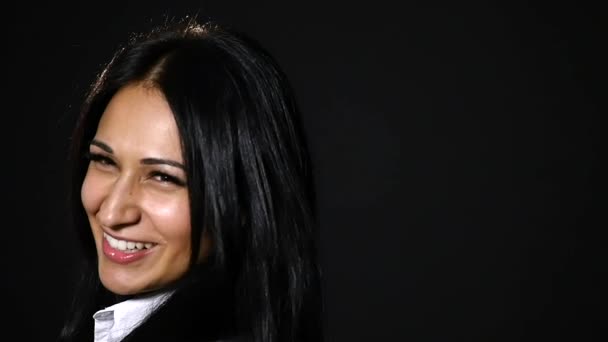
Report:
1,1,602,341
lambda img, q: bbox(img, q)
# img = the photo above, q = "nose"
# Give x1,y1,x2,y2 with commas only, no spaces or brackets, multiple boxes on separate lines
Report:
97,176,141,230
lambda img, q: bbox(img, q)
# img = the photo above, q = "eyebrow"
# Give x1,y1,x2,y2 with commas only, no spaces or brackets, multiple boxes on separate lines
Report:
89,139,185,170
141,158,185,170
90,139,113,153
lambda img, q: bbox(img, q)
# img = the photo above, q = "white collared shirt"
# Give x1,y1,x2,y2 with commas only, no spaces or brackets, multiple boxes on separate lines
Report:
93,291,172,342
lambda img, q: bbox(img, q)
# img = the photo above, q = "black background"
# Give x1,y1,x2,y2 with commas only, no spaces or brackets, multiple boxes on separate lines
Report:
2,1,602,341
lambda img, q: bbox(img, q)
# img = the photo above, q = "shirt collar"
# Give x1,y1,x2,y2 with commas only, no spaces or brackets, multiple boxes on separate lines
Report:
93,291,172,342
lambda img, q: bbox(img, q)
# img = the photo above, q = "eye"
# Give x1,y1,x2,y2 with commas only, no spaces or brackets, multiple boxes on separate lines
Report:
149,171,186,187
85,152,116,167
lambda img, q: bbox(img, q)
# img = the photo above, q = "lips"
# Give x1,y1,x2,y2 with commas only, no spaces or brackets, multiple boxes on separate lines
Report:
102,232,157,264
104,232,156,251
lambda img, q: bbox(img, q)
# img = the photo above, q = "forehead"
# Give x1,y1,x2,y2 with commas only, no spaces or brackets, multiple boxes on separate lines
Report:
94,84,182,159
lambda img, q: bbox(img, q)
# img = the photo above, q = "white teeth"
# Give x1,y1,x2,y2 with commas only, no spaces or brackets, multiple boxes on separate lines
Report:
104,232,155,252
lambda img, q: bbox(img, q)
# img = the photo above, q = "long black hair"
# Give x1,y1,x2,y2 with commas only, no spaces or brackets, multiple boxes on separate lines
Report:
60,19,323,342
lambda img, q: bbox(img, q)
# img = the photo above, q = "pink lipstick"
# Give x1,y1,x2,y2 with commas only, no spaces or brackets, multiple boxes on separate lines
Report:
102,236,155,264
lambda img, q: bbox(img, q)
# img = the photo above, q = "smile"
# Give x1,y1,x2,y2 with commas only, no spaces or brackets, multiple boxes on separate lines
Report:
103,232,157,254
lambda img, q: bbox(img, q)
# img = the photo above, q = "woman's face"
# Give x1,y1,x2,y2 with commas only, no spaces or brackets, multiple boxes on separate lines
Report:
81,84,203,295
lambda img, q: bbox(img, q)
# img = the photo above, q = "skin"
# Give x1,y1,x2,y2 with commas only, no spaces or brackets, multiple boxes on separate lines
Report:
81,83,209,295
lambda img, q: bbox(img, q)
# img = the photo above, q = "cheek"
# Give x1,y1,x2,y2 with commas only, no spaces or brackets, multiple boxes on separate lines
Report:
147,195,192,247
81,169,102,214
81,168,114,217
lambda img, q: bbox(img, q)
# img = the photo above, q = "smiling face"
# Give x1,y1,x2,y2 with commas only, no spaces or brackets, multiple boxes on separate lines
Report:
81,84,204,295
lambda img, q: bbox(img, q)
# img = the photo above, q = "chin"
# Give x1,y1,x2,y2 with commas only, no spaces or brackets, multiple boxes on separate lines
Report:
98,266,149,295
100,276,137,295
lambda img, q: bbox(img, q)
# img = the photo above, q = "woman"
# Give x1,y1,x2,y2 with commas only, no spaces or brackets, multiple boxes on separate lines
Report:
60,19,323,342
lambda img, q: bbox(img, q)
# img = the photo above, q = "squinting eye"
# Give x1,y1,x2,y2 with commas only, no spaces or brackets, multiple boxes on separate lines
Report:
150,171,186,187
85,152,115,167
